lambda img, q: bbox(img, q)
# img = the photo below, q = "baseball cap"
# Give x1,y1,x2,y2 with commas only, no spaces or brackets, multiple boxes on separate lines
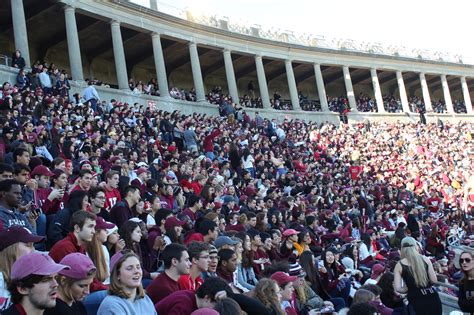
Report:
2,127,14,135
137,162,148,168
214,236,239,249
11,252,69,281
191,309,219,315
0,226,44,251
96,216,116,230
30,165,55,177
371,264,385,279
164,216,186,231
106,224,118,237
271,271,297,287
59,253,96,280
136,167,149,176
282,229,300,237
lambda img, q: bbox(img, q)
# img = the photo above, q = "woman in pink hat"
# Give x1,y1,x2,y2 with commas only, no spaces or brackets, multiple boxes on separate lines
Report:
44,253,96,315
0,226,44,311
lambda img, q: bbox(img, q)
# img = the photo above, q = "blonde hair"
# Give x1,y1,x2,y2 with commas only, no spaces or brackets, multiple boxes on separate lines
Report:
254,279,285,315
400,237,429,287
86,231,109,282
0,243,19,283
109,252,145,300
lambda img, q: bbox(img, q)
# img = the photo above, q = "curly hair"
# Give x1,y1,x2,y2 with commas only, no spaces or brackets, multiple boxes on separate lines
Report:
254,278,285,315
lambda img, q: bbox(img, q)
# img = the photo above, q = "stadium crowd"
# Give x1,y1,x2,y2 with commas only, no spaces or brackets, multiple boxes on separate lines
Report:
0,51,473,315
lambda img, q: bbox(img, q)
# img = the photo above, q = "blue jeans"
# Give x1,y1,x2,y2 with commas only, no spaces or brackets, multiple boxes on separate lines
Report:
83,290,107,315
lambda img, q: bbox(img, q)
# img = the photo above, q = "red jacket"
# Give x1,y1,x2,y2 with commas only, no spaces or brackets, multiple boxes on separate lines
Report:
203,129,221,153
48,233,107,292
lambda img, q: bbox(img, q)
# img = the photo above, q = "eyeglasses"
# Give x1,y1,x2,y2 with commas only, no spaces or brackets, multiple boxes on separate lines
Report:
460,258,471,264
198,255,210,260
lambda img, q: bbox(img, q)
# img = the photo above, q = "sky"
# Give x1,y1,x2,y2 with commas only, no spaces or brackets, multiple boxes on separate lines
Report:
131,0,473,64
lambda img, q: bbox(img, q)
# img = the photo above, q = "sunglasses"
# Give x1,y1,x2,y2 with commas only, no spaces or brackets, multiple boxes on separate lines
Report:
460,258,471,264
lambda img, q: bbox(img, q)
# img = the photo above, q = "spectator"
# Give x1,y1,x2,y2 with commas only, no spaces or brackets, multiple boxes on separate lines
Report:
49,211,97,263
458,251,474,313
0,179,35,232
393,236,441,314
47,190,89,245
11,50,25,69
110,186,141,228
147,243,191,304
44,253,96,314
0,226,44,311
97,251,156,314
4,252,69,314
178,242,210,291
155,276,230,315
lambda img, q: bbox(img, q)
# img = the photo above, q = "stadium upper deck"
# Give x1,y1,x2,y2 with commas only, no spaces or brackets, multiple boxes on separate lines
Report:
1,0,473,123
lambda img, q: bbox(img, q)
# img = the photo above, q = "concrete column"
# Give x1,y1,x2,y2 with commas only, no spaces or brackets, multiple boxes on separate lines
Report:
441,74,454,113
314,63,329,111
151,33,169,98
370,68,385,113
150,0,158,10
343,66,357,110
285,60,300,110
110,21,129,90
255,55,270,108
188,42,205,102
11,0,30,67
64,6,84,81
460,77,473,114
396,71,410,112
419,73,433,112
223,49,239,104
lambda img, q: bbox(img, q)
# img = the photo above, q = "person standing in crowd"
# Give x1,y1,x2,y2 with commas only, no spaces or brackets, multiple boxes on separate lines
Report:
110,186,141,228
394,236,441,314
0,226,44,311
3,252,69,315
97,251,156,314
178,241,210,291
82,81,100,112
11,50,25,69
458,251,474,313
44,253,96,315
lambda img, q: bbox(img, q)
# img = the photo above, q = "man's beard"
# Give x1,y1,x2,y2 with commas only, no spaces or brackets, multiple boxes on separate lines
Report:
30,289,57,309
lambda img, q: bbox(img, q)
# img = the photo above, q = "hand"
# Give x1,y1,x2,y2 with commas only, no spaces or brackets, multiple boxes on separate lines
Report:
25,178,38,190
153,236,165,251
18,201,34,214
116,239,126,251
319,266,327,273
48,188,63,201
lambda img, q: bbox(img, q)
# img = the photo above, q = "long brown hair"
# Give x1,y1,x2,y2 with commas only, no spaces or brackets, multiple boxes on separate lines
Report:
459,251,474,285
109,251,145,300
86,231,109,282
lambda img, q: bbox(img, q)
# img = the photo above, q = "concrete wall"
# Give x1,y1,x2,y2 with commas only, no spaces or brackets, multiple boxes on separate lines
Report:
2,65,472,126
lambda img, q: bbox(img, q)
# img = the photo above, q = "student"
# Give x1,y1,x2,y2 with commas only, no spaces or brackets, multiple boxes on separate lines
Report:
3,252,69,315
44,253,96,315
147,243,191,304
97,250,156,315
178,241,210,291
0,226,44,311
